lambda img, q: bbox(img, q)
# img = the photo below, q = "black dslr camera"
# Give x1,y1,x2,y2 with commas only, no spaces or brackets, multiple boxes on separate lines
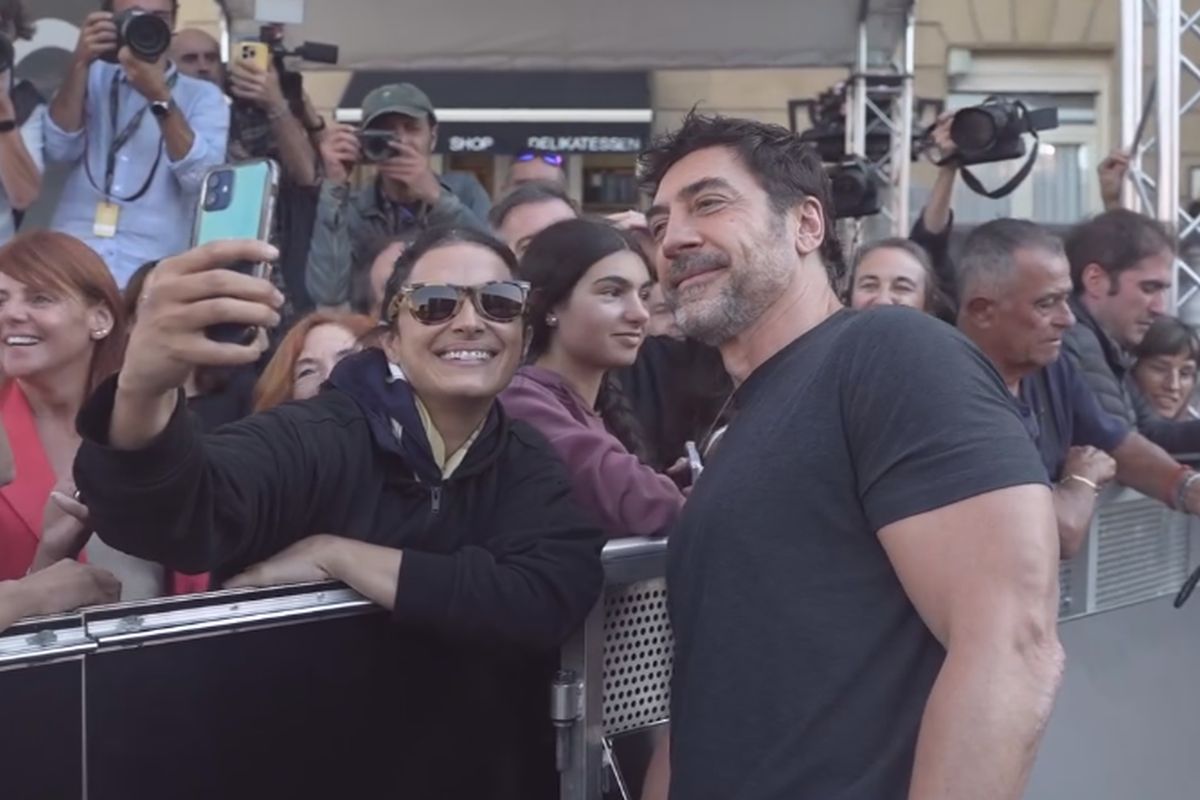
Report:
356,129,398,163
100,8,172,64
947,99,1059,167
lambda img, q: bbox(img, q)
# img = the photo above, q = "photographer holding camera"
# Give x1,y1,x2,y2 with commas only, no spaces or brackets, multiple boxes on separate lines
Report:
0,1,43,244
305,83,490,308
45,0,229,287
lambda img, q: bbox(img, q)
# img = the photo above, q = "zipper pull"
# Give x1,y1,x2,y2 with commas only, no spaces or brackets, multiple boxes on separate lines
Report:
430,486,442,515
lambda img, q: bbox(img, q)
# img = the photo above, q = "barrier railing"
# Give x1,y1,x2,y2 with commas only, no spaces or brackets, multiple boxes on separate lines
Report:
1,494,1195,799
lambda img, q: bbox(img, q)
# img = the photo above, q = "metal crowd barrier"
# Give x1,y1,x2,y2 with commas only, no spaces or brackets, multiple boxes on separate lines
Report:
1,500,1194,800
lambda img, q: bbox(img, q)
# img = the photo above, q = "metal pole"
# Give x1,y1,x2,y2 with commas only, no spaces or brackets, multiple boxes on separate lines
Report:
1157,0,1183,311
852,20,869,158
1120,0,1145,211
894,5,916,235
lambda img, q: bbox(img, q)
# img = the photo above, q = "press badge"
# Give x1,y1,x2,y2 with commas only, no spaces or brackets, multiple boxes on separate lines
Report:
93,202,120,238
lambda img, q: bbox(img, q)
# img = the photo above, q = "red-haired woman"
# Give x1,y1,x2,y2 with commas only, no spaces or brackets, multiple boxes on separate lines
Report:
0,231,204,598
252,310,377,412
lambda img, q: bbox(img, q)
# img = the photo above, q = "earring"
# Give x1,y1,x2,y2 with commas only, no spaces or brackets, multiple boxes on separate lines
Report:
91,329,110,340
546,314,559,327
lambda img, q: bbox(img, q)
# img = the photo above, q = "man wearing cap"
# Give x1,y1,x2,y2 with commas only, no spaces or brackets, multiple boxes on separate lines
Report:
305,82,491,308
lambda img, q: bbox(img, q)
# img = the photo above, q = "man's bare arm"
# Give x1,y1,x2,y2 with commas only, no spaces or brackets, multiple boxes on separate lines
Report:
880,483,1064,800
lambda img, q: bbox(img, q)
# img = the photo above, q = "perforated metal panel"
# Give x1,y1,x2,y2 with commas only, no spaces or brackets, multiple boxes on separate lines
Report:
601,578,672,736
1094,495,1191,611
1057,560,1074,618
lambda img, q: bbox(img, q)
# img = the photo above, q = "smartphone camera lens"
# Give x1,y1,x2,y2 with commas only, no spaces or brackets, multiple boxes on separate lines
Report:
205,171,235,212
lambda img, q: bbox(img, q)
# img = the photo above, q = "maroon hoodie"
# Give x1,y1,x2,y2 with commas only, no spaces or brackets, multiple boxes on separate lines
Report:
500,366,684,537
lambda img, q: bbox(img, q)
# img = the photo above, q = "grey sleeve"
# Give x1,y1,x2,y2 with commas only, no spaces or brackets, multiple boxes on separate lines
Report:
428,186,491,232
305,180,356,306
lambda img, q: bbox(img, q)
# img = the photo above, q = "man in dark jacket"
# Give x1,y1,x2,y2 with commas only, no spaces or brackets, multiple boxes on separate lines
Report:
74,228,605,799
1062,209,1200,455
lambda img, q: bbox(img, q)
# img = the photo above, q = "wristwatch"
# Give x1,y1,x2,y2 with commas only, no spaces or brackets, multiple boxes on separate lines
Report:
0,120,16,133
149,99,173,119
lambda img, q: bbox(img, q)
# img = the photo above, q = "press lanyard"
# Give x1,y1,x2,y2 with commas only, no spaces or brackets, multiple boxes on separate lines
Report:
84,71,178,203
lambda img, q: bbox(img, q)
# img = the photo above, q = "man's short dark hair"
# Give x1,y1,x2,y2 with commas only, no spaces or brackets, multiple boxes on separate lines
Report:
488,180,579,230
0,0,34,40
957,218,1065,304
350,231,420,314
638,111,846,285
1065,209,1175,293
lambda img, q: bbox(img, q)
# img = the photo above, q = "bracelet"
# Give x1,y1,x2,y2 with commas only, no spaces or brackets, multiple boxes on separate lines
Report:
1061,474,1100,493
1175,470,1200,514
1163,464,1191,509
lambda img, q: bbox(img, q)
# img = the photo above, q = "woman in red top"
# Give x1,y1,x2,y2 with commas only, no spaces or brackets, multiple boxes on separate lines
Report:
0,232,206,595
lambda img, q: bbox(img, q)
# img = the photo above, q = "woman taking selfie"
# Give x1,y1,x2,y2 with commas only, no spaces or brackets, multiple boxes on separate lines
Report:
501,218,684,537
73,229,604,799
252,309,376,412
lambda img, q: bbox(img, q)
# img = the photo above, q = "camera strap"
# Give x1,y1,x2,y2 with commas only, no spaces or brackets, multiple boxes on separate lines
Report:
83,70,178,203
957,103,1043,200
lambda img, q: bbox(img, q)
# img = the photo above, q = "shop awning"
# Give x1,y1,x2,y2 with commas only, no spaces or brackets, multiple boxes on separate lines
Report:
225,0,913,71
335,70,652,155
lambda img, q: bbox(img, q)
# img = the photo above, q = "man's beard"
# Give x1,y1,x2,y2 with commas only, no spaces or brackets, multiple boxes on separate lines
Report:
664,217,793,346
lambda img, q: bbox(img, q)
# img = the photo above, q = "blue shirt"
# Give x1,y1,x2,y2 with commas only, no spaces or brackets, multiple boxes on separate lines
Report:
1018,355,1132,481
44,61,229,287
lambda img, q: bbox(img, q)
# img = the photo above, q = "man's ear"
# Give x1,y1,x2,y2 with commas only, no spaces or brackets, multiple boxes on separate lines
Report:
429,123,439,155
790,197,826,258
1080,263,1112,299
962,295,996,327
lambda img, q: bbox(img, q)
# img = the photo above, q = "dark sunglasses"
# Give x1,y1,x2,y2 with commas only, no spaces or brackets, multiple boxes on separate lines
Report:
388,281,531,325
515,150,564,167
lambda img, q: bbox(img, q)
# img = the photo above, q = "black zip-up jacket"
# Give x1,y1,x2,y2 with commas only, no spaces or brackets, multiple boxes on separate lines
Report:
74,349,605,799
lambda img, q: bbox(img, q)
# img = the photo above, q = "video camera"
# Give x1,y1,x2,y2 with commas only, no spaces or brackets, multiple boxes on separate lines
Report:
254,24,339,109
827,157,882,220
795,85,894,164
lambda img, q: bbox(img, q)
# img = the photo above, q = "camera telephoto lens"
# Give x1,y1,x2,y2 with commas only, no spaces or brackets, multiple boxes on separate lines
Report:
104,10,172,63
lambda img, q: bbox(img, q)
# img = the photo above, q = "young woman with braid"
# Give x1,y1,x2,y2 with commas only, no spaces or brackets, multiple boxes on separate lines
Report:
500,218,685,537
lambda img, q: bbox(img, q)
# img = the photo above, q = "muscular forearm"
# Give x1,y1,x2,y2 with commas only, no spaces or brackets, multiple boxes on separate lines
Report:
1113,433,1178,502
1054,482,1097,560
50,61,90,133
325,538,403,610
908,640,1062,800
0,131,42,210
270,109,318,186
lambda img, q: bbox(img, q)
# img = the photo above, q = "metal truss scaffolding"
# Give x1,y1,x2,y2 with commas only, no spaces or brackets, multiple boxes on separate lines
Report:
1122,0,1200,311
844,3,917,236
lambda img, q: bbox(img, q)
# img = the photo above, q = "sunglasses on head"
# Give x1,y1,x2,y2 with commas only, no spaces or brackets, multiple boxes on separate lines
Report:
515,150,564,167
388,281,531,325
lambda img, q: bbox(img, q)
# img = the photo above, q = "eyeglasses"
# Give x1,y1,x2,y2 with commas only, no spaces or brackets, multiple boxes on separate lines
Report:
515,150,564,167
388,281,531,325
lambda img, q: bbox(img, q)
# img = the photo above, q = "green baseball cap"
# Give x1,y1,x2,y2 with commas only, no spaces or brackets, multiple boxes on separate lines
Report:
361,83,437,127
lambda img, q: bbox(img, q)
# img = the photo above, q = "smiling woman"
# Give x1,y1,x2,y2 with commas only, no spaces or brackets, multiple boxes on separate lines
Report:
500,217,685,537
71,228,605,799
0,230,124,580
252,310,377,412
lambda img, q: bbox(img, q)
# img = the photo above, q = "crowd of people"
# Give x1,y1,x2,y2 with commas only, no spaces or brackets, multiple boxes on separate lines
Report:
2,0,1200,798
